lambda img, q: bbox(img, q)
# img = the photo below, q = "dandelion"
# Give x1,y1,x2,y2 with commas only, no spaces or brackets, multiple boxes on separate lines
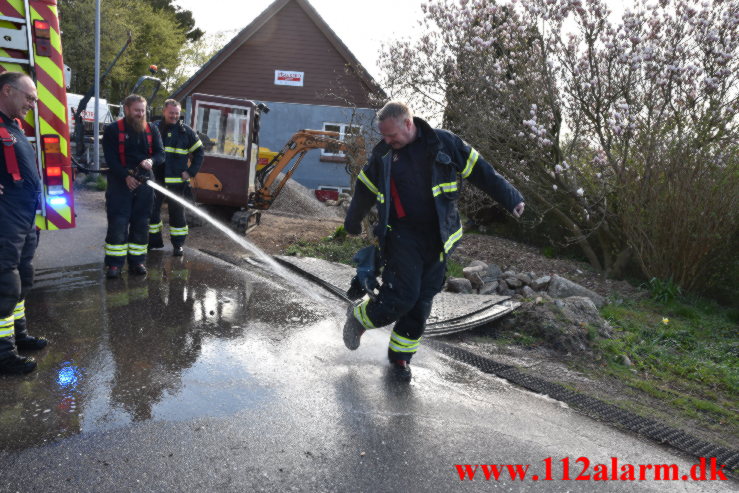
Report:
662,318,669,324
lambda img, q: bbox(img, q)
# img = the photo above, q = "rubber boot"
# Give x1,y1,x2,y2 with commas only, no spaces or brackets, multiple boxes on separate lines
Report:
13,301,48,351
0,314,36,375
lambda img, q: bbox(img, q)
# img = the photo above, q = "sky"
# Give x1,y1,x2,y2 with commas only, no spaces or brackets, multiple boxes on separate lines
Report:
174,0,427,82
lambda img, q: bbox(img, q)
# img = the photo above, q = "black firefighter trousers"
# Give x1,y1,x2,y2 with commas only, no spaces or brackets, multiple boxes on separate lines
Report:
355,226,446,362
0,195,37,359
104,179,154,268
149,182,188,248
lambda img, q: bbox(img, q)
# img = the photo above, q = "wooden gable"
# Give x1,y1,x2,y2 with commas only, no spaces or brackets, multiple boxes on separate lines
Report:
171,0,382,107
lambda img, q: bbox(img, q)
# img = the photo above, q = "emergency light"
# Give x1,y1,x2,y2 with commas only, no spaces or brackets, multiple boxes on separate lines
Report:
33,20,51,57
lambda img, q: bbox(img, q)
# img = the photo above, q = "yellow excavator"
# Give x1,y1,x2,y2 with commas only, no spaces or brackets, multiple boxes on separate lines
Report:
185,94,363,233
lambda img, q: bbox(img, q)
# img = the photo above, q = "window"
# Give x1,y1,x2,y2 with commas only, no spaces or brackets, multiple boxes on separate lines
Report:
193,103,251,159
321,122,360,159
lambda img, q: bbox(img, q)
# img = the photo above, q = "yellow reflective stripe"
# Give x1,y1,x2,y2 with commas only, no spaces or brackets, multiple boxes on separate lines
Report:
0,315,14,337
164,146,189,155
461,148,479,179
443,226,464,253
170,226,189,236
128,243,147,255
358,170,378,194
390,331,421,347
13,300,25,320
431,181,459,197
353,299,376,329
149,222,163,233
164,177,185,183
105,243,128,256
188,140,203,152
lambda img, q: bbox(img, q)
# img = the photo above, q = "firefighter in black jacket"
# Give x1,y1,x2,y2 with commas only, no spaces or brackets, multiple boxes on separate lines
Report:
148,99,204,256
342,101,525,381
102,94,165,279
0,72,49,375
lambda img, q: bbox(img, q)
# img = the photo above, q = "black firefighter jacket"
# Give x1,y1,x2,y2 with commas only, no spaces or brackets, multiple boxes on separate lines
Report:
344,117,524,257
153,120,204,184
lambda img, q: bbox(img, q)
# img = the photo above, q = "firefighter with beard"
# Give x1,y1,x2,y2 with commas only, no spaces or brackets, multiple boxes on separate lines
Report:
0,72,48,375
102,94,165,279
148,99,203,256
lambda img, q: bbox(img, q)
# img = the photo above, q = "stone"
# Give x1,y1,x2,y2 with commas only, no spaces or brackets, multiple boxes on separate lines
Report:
515,273,533,285
557,296,613,338
447,277,473,294
531,276,551,290
548,275,606,307
462,265,485,289
618,354,633,367
497,283,515,296
505,277,523,289
467,260,488,269
521,286,536,298
502,270,517,279
479,281,499,295
482,263,502,282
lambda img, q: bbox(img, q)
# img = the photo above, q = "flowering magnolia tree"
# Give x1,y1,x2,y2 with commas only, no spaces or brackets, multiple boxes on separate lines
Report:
379,0,738,288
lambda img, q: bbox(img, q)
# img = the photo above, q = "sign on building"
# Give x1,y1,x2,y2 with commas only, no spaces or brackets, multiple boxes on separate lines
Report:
274,70,304,87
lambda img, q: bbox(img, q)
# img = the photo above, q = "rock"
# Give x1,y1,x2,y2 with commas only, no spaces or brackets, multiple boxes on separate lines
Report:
467,260,488,269
482,264,502,282
548,275,606,307
324,200,338,206
463,265,485,289
515,273,533,285
531,276,551,290
618,354,633,367
479,281,499,295
521,286,536,298
557,296,613,338
497,283,515,296
505,277,523,289
502,270,517,279
447,277,473,293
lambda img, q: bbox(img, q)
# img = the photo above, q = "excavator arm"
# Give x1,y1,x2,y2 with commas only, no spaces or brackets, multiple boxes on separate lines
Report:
248,129,362,210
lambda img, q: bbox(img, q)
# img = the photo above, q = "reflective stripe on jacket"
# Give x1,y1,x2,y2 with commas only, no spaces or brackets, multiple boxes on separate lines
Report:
344,117,524,256
154,120,204,179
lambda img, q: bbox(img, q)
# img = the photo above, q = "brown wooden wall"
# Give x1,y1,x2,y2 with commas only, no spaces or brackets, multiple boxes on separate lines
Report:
188,2,375,108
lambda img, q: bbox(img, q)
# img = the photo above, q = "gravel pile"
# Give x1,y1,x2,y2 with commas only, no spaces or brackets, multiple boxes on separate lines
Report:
269,177,344,220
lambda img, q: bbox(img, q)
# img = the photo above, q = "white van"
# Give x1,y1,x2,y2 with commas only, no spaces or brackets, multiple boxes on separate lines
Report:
66,93,114,135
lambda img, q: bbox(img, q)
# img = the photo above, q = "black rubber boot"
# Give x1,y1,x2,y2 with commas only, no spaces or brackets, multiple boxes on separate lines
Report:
0,353,36,375
14,315,48,351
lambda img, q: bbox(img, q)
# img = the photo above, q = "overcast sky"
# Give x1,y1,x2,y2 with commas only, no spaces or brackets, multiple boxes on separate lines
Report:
174,0,425,82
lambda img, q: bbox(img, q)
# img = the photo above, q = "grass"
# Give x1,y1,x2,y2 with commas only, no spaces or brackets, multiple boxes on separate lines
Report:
592,295,738,437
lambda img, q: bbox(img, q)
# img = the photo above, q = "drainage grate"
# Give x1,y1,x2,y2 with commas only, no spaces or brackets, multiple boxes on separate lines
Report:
425,339,739,471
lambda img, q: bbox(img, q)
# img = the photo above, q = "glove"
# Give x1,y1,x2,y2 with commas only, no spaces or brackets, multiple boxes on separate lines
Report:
346,245,379,300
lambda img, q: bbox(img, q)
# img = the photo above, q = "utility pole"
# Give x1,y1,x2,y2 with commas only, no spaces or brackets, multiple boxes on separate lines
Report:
93,0,101,169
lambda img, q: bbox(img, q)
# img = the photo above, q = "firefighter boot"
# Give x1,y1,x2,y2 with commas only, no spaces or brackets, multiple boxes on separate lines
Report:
106,266,121,279
388,349,412,382
0,323,36,375
342,304,366,350
130,264,148,276
173,246,184,257
13,308,49,351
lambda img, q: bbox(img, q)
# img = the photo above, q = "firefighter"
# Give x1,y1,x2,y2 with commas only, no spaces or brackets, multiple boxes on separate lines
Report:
0,72,49,375
342,101,525,381
102,94,165,279
148,99,204,256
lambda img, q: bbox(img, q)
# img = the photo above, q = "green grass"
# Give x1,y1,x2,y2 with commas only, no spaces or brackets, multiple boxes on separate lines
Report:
595,296,738,434
284,226,370,265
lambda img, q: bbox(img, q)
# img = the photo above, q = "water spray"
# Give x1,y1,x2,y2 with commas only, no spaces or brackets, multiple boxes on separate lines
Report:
144,180,326,304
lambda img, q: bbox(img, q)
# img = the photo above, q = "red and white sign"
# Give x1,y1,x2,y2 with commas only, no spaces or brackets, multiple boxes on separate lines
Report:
274,70,304,87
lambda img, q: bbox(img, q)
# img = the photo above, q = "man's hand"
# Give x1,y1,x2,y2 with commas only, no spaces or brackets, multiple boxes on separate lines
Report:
125,175,140,191
139,158,153,170
512,201,525,218
181,171,190,181
0,183,4,195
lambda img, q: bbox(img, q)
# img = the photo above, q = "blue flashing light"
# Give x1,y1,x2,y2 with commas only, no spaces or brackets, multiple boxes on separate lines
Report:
49,197,67,206
57,363,80,388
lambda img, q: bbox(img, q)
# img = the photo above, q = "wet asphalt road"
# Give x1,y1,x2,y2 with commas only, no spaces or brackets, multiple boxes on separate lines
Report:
0,192,733,492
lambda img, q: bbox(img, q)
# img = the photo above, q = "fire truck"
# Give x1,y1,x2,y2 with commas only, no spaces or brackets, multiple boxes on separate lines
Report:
0,0,75,230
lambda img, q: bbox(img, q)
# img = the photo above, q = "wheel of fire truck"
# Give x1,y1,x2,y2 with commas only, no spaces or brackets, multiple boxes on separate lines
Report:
231,209,261,235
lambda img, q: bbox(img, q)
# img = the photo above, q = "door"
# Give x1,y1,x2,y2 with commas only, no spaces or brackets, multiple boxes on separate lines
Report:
187,93,256,207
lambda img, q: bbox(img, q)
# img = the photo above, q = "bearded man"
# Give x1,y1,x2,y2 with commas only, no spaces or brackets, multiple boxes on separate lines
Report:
101,94,165,279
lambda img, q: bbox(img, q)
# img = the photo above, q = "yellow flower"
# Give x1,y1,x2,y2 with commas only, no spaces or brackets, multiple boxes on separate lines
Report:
662,318,669,324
